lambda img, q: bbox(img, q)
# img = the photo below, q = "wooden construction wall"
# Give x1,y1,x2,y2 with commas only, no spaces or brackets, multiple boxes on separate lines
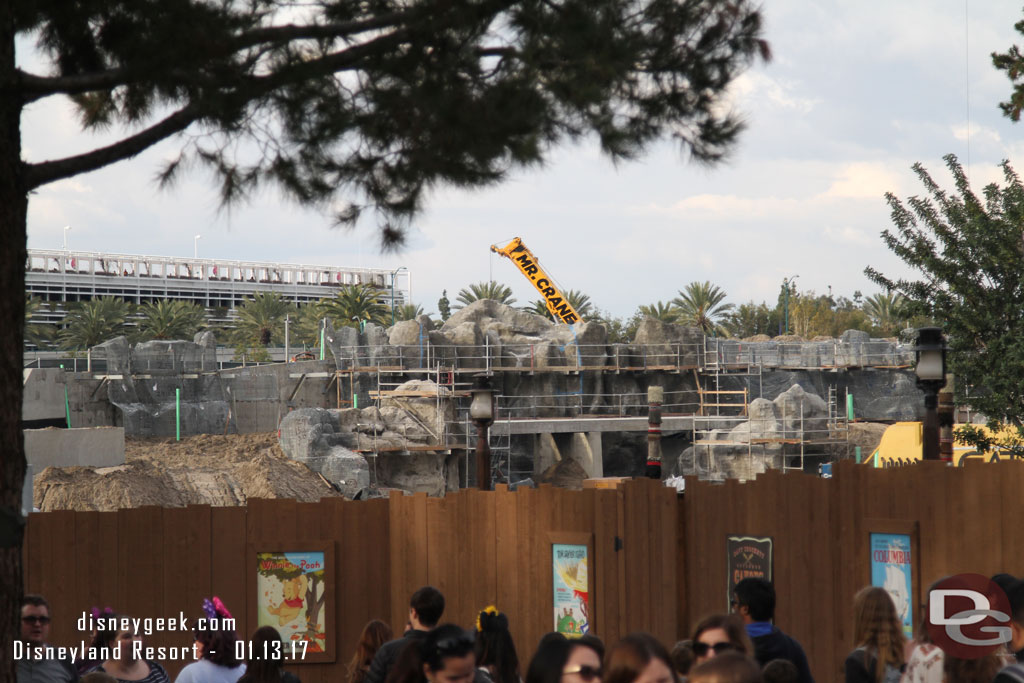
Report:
24,462,1024,683
23,480,677,681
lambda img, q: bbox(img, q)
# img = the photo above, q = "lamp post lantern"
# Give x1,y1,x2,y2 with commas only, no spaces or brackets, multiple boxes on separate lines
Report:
62,225,71,251
194,234,202,258
470,373,496,490
390,266,408,325
914,327,948,461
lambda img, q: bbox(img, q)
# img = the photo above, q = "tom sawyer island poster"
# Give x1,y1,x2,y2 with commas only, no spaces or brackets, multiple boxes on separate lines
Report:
256,551,328,655
552,543,590,636
726,536,773,609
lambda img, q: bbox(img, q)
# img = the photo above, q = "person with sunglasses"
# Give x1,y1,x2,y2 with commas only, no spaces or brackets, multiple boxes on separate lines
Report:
605,633,679,683
525,632,603,683
17,594,80,683
691,616,753,667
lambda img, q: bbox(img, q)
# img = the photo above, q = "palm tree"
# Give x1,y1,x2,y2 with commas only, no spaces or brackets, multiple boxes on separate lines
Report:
454,281,516,309
24,296,54,349
525,289,595,320
863,292,907,335
134,300,207,341
59,297,133,350
293,299,331,347
233,292,293,347
324,284,388,327
671,281,734,335
636,301,680,323
394,303,425,322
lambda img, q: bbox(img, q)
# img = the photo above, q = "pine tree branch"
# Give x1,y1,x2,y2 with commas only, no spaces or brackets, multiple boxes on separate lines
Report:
23,104,201,190
15,11,422,102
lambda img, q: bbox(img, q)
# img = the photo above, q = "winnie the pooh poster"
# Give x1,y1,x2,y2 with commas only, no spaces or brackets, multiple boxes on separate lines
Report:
256,551,328,653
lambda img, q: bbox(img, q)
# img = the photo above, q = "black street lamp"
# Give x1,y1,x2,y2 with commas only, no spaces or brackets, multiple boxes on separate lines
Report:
470,373,495,490
914,327,948,461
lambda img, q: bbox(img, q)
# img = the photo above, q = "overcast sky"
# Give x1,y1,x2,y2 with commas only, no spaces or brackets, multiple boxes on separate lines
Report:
19,1,1024,319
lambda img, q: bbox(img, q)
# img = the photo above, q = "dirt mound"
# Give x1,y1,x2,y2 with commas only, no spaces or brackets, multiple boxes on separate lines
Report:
34,433,339,511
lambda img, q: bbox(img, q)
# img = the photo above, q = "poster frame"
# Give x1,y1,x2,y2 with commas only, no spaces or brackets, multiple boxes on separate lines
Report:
865,519,920,642
548,531,595,638
247,540,336,664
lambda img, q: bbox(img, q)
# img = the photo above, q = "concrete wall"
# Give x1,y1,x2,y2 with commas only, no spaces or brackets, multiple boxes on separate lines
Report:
222,359,338,433
25,427,125,469
22,368,67,422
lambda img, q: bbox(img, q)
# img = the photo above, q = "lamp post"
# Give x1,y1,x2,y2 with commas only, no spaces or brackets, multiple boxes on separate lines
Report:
914,327,948,461
391,266,408,325
62,225,71,251
782,274,798,335
194,234,202,258
470,373,495,490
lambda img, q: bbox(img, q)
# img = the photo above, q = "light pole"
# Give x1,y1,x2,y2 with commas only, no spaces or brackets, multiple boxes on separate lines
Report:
782,274,799,334
62,225,71,251
914,327,947,461
470,373,495,490
390,266,408,325
194,234,202,258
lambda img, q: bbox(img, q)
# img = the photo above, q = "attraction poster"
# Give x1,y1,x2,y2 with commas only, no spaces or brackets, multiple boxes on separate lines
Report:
870,533,913,640
726,536,773,610
553,543,589,636
256,551,328,653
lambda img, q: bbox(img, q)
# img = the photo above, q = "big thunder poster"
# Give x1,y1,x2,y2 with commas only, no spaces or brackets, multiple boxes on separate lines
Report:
256,551,328,653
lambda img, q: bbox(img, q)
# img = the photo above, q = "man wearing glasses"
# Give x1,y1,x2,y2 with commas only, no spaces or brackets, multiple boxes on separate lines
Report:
17,594,79,683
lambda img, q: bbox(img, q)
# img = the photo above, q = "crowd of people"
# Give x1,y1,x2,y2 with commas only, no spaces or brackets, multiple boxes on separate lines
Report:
15,574,1024,683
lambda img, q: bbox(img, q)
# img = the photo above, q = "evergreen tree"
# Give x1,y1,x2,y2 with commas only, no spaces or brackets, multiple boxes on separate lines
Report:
866,155,1024,426
2,0,770,660
438,290,452,322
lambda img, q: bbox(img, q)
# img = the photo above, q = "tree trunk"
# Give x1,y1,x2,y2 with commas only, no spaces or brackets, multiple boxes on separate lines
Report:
0,3,28,683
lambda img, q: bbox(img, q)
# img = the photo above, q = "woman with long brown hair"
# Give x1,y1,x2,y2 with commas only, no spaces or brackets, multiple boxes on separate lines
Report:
348,620,393,683
843,587,906,683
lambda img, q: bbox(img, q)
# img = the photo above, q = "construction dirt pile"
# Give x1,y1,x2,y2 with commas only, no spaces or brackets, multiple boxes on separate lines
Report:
34,433,340,512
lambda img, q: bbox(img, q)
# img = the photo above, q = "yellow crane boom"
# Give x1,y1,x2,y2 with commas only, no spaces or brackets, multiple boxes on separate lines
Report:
490,237,582,324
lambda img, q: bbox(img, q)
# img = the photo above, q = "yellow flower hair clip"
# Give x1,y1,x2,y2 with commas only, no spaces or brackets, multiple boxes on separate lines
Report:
476,605,499,632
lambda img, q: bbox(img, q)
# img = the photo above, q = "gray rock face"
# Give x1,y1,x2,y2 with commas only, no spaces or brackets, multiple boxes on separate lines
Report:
677,383,833,481
278,379,457,496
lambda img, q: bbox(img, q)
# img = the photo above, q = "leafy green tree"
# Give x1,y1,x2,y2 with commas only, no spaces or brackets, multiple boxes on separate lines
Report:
233,292,293,348
526,289,594,320
324,284,388,327
724,301,778,338
994,20,1024,122
59,297,133,350
866,154,1024,426
438,291,452,322
593,309,643,344
671,281,734,335
861,292,907,336
455,282,517,309
3,0,769,656
636,301,680,324
134,300,207,341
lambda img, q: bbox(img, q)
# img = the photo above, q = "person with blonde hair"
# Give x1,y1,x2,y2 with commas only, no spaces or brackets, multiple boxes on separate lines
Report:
843,587,905,683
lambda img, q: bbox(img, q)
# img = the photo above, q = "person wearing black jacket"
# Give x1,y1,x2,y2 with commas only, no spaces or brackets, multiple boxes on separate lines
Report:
732,579,814,683
365,587,446,683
